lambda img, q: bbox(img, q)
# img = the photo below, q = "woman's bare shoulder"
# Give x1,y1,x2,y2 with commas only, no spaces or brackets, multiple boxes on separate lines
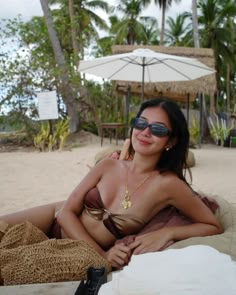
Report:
94,156,126,172
154,172,192,199
155,171,179,185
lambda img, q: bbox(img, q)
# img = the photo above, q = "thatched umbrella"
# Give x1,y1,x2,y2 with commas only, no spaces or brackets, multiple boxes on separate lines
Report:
112,45,217,143
112,45,217,99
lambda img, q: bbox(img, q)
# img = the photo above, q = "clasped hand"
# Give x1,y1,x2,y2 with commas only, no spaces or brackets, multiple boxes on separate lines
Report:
129,228,174,255
104,242,131,269
105,228,173,268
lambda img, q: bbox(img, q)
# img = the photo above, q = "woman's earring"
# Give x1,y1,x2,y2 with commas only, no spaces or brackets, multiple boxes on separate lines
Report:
165,146,170,151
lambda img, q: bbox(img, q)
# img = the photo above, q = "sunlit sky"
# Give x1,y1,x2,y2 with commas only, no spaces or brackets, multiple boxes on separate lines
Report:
0,0,193,87
0,0,194,115
1,0,192,26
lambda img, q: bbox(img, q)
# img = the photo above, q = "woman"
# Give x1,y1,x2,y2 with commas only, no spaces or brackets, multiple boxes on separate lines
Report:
0,98,223,269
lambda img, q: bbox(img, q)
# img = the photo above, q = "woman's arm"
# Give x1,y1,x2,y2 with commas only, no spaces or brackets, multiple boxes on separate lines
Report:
167,176,223,236
56,159,109,256
119,139,131,160
129,176,223,254
57,159,131,267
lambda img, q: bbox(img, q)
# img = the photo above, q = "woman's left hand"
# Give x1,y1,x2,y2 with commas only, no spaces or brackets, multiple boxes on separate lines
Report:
129,228,174,255
106,151,120,160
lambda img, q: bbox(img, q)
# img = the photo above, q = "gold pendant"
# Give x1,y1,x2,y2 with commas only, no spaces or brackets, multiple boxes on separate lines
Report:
121,189,132,209
121,199,132,209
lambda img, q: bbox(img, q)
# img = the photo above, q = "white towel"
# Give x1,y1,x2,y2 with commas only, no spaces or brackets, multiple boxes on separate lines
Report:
99,245,236,295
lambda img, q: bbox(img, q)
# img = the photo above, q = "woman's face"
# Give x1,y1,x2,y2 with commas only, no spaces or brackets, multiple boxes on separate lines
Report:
131,106,172,156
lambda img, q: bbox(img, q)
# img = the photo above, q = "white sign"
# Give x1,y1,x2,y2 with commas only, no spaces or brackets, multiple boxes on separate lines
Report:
37,91,59,120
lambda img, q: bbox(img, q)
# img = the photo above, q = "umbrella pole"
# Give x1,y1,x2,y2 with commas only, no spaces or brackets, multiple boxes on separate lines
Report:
198,93,203,148
125,86,131,137
141,61,145,102
187,93,190,127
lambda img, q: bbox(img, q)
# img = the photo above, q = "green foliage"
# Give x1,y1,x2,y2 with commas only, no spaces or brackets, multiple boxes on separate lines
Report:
198,0,236,106
189,116,200,146
55,119,69,150
208,115,230,145
33,123,49,151
84,80,125,123
165,12,192,46
49,0,110,52
140,16,160,45
0,17,56,118
0,110,40,145
92,36,113,57
109,0,155,45
1,0,236,139
33,119,69,151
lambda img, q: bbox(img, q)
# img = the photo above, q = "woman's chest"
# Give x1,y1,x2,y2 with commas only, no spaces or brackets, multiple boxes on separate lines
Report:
98,175,169,221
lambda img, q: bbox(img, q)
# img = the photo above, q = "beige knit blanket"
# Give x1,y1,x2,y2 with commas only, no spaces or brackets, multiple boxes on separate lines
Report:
0,221,111,285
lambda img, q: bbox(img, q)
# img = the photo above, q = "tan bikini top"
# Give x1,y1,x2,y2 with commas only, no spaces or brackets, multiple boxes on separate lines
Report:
84,187,146,239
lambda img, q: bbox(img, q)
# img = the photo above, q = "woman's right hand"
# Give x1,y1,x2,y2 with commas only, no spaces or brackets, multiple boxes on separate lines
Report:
104,242,131,269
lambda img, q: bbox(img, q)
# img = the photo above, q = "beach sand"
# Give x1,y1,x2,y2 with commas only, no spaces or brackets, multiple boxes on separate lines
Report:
0,140,236,294
0,140,236,216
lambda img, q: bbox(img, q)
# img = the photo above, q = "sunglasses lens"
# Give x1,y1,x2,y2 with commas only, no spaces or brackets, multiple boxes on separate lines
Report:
132,117,170,137
132,118,147,130
150,125,169,137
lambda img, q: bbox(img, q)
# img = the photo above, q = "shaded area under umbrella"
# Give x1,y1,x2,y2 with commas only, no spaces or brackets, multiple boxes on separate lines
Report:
78,48,215,101
78,48,216,142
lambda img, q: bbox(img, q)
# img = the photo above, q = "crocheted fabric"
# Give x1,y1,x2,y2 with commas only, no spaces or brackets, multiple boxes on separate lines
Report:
0,221,48,249
0,222,112,285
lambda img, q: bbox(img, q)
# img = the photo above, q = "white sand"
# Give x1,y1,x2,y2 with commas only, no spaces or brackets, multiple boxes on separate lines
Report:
0,141,236,293
0,142,235,215
190,145,236,205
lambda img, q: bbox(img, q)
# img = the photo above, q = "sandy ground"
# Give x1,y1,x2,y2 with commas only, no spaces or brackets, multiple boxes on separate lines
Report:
0,141,236,216
0,140,236,293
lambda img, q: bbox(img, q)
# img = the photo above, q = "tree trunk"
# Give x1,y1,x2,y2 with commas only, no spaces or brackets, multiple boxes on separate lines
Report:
191,0,204,144
209,94,215,113
192,0,200,48
226,64,230,112
40,0,79,133
160,2,166,46
69,0,80,69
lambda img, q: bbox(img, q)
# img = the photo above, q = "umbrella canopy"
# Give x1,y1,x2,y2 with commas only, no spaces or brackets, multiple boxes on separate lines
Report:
78,48,215,101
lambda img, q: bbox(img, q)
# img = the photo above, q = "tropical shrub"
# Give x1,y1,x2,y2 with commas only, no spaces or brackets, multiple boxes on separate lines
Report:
189,116,200,146
208,114,230,145
33,119,69,151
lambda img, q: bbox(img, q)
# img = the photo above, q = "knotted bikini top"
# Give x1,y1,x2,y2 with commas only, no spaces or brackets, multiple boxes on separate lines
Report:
84,187,146,239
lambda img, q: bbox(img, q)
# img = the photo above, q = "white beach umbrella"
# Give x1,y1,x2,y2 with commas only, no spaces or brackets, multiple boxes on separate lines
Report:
78,48,215,101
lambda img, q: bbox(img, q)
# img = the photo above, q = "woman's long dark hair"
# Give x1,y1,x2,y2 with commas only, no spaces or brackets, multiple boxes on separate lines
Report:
128,98,190,184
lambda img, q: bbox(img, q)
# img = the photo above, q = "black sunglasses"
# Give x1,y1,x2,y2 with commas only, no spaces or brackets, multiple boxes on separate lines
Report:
131,117,172,137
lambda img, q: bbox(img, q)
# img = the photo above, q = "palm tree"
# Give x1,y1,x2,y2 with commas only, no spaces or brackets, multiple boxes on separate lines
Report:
49,0,110,59
165,13,192,46
192,0,199,48
76,0,110,58
198,0,236,111
68,0,80,68
221,15,236,112
110,0,150,45
92,36,114,57
40,0,110,131
153,0,182,45
140,16,160,45
40,0,79,133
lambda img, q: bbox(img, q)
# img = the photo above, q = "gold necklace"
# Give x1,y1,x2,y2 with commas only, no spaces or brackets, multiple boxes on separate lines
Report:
121,168,152,209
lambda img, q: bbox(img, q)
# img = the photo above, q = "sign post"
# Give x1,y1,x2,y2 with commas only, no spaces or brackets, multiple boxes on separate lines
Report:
37,91,59,121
